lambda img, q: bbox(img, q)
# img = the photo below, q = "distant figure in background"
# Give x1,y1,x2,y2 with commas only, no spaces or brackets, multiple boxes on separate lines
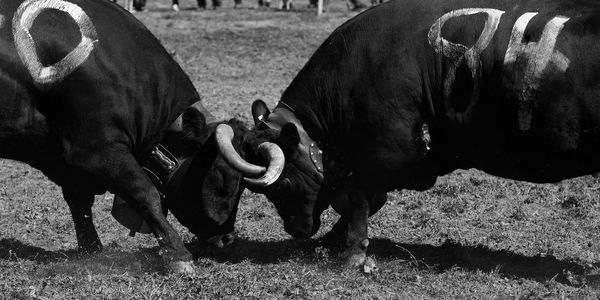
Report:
173,0,221,10
369,0,383,7
279,0,292,10
347,0,367,10
111,0,145,11
134,0,146,10
112,0,146,11
308,0,364,11
258,0,271,7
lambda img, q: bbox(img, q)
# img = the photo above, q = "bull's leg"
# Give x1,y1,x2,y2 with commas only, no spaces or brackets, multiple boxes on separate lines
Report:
342,178,373,267
64,145,193,273
322,217,348,245
62,186,102,253
323,192,386,246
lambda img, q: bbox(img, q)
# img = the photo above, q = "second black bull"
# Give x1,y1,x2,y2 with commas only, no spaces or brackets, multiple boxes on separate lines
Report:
217,0,600,268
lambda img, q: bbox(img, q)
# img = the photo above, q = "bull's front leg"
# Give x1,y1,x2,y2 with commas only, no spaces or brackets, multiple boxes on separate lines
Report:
323,192,386,247
62,186,102,253
64,144,193,274
342,177,373,267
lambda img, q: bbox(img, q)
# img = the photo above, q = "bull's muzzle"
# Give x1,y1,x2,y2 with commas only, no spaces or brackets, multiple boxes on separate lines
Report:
284,215,320,239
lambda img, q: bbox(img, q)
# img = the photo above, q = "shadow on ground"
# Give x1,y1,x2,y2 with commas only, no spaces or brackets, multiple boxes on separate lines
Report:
2,236,599,287
193,236,600,287
370,238,600,288
0,238,70,263
0,238,163,276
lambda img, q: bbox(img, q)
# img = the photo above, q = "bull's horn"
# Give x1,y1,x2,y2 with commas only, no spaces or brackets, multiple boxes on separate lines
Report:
216,124,266,176
214,124,285,187
244,142,285,187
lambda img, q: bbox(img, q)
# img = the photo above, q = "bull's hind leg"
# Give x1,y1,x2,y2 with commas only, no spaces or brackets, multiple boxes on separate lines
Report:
62,186,102,253
64,144,193,273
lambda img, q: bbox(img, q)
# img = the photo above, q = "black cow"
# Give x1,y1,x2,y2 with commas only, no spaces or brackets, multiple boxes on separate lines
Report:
0,0,262,273
217,0,600,268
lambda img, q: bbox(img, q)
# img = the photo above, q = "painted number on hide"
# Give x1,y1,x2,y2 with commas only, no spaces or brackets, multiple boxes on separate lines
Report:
504,13,570,86
13,0,98,85
428,9,570,95
428,8,504,98
503,13,570,130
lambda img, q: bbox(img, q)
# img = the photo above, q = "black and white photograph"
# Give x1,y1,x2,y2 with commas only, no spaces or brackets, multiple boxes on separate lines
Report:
1,0,600,298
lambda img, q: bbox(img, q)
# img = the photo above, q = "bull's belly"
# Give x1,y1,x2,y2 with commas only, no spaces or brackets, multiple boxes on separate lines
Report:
0,104,52,165
433,115,600,183
467,146,599,183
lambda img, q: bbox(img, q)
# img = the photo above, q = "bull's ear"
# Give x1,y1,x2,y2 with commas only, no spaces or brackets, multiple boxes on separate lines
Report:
183,107,211,143
252,99,270,125
279,123,300,153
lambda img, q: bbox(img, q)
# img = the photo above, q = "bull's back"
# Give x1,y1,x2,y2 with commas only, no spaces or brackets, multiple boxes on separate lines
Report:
409,0,600,181
0,0,199,162
284,0,600,182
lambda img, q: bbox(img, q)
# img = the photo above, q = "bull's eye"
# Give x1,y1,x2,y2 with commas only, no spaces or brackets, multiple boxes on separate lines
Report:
278,178,292,192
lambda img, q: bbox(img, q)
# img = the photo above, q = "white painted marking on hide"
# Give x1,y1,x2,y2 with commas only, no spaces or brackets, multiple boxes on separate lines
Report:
504,13,570,79
428,8,505,98
503,13,570,130
13,0,98,85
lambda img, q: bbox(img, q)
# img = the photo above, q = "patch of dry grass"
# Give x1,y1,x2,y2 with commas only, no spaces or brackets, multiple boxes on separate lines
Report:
2,0,600,298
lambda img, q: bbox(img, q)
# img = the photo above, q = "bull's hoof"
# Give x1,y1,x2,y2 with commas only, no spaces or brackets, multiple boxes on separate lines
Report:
362,257,378,274
345,252,366,267
78,241,103,254
343,239,372,271
167,261,195,275
344,254,378,273
204,233,235,249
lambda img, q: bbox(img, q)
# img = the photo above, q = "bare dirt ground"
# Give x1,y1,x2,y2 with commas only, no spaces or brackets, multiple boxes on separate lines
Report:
2,0,600,298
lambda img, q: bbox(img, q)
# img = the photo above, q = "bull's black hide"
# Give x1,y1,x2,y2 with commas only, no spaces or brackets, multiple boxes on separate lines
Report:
0,0,245,273
219,0,600,267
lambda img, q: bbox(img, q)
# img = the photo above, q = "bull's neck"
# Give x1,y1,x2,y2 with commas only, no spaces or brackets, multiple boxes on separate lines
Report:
143,100,215,194
274,100,329,145
271,101,350,183
271,102,318,147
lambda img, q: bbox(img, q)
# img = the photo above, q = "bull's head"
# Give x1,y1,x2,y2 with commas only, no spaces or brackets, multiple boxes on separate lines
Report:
113,109,250,248
164,118,248,248
216,100,326,238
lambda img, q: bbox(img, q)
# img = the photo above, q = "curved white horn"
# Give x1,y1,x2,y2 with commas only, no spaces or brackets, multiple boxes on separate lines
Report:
244,142,285,187
215,124,265,176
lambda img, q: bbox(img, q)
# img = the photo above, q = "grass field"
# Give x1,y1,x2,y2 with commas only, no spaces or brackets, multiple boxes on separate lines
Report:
2,0,600,298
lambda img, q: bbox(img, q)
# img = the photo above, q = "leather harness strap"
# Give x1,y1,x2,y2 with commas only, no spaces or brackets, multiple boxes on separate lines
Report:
142,144,180,198
144,100,219,197
267,102,356,189
143,102,205,197
257,102,325,178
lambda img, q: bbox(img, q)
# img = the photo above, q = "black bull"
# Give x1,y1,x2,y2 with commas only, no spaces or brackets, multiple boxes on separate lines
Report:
0,0,257,273
217,0,600,267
